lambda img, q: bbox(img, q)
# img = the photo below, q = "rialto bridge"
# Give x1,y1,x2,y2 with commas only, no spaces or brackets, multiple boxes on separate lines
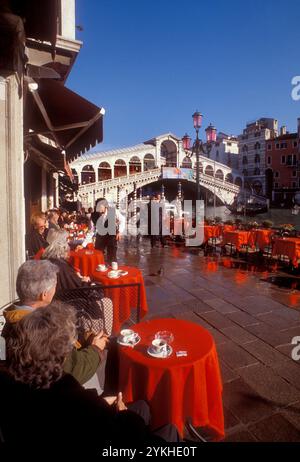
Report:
71,133,243,207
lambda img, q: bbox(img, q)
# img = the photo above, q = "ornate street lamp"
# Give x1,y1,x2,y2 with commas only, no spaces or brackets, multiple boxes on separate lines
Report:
182,112,214,201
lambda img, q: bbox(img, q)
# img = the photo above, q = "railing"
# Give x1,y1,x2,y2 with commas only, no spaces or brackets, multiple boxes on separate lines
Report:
78,167,240,196
79,168,161,194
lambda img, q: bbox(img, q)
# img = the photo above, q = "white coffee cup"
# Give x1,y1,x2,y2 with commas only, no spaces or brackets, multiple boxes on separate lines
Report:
120,329,138,343
97,264,107,272
151,338,168,354
111,261,118,270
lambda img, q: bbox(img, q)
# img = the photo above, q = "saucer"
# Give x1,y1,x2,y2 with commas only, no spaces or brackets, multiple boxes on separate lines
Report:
117,335,141,347
107,270,120,278
96,267,108,272
147,345,173,359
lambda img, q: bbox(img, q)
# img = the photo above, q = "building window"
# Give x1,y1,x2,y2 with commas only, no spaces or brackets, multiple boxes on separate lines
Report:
242,169,248,176
292,170,297,177
254,168,260,175
274,182,279,189
287,155,296,166
242,156,248,165
280,142,287,149
281,155,286,164
242,135,248,140
274,171,279,178
255,154,260,163
267,144,272,150
276,143,280,150
255,132,261,137
242,145,248,153
293,141,298,148
254,142,261,150
227,142,232,146
267,156,271,164
292,182,297,188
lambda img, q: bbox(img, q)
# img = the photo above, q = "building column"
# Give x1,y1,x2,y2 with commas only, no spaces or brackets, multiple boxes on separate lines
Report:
0,73,25,307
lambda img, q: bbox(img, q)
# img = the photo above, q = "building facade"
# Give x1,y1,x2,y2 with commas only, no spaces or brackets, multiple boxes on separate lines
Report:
203,132,239,170
265,120,300,205
0,0,104,306
238,118,278,195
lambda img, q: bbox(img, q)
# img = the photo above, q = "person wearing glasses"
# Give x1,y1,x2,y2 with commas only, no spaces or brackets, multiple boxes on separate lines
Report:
27,212,49,258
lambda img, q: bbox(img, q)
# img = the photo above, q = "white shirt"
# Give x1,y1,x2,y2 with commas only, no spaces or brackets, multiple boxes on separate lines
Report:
96,208,125,236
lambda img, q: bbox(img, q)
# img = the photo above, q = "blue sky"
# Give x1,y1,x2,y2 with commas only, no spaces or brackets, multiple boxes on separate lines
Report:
67,0,300,151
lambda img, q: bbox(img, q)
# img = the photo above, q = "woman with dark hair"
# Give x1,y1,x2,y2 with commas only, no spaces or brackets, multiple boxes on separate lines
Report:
0,302,179,452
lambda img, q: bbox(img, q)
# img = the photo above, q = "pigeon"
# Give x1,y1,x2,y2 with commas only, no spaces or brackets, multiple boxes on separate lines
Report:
149,267,164,277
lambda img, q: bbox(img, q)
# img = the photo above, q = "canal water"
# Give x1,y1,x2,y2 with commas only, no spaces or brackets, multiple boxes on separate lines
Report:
205,205,300,230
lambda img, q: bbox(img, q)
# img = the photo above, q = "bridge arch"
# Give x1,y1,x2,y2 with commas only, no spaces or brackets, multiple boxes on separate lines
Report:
205,165,214,177
114,159,127,178
181,156,192,168
143,153,155,171
215,169,224,181
81,165,96,184
225,173,233,183
129,156,142,174
161,140,177,167
98,161,112,181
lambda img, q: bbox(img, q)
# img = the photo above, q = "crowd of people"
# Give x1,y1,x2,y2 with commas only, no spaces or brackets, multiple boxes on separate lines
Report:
0,200,180,451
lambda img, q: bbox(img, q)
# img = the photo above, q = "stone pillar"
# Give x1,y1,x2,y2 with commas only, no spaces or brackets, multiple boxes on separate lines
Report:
0,73,25,307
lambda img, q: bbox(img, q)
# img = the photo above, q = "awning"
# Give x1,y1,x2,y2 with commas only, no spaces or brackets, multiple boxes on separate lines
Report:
25,79,104,162
9,0,58,47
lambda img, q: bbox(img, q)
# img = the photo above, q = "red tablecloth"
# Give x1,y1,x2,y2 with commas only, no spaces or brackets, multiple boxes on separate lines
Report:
204,225,222,242
272,238,300,267
221,230,255,250
92,266,148,333
251,229,274,251
69,247,104,276
118,318,224,439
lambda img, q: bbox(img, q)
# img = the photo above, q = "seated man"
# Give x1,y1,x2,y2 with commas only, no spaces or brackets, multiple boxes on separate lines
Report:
0,303,179,452
2,260,107,387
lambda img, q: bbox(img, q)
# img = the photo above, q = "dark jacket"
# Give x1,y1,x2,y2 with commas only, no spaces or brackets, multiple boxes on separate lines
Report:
26,230,48,257
2,305,100,385
0,370,162,454
47,257,87,293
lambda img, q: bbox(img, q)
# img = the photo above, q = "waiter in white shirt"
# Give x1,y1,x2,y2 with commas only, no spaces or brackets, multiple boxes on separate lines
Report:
93,198,125,264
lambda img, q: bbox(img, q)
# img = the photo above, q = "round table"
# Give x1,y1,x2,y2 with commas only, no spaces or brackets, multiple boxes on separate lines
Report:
118,318,224,439
92,266,148,333
272,237,300,267
69,247,104,276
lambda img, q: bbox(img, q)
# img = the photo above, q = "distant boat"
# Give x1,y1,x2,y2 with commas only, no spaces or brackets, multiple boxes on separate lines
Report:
226,192,268,216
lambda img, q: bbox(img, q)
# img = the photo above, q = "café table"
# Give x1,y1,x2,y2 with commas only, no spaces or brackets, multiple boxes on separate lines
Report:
222,230,255,250
118,318,224,439
251,229,274,251
92,265,148,333
69,246,104,277
272,237,300,267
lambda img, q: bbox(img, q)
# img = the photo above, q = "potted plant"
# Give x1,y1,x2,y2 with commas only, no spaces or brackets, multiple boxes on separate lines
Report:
262,220,273,229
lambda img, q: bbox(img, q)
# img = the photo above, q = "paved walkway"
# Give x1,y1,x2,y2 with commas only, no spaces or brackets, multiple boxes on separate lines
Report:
117,237,300,442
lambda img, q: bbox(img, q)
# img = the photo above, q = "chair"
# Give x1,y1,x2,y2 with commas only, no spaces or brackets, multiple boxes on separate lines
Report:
55,282,142,333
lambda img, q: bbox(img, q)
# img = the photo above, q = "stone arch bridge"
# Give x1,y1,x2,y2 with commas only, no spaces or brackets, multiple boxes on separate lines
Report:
71,133,242,207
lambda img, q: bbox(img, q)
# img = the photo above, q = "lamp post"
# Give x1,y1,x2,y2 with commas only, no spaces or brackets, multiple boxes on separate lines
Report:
182,113,216,202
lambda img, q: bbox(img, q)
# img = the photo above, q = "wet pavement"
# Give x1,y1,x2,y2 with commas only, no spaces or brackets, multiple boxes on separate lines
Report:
117,236,300,442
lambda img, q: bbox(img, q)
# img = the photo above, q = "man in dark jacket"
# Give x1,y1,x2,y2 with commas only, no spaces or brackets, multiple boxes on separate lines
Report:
2,260,106,386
